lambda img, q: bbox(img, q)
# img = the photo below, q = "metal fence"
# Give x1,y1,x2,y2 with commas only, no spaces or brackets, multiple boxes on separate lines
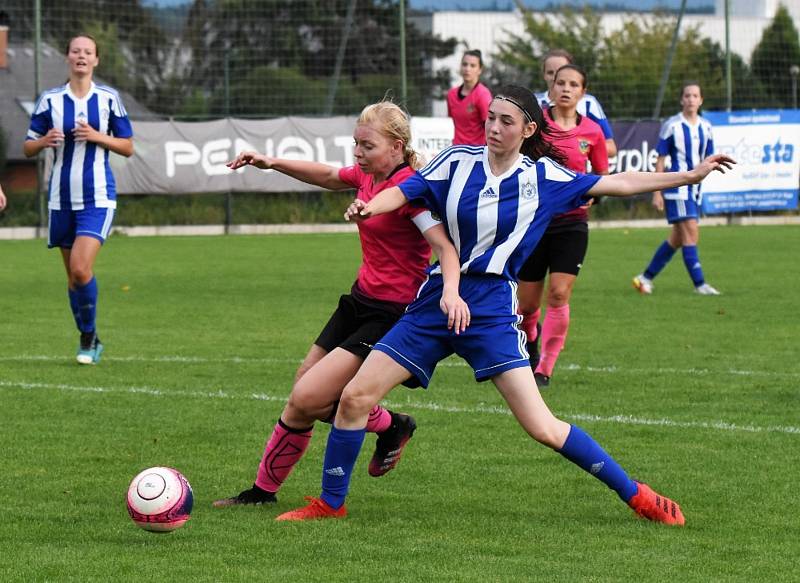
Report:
3,0,799,121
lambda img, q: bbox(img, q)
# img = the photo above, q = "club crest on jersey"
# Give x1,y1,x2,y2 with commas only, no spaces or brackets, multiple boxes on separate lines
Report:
578,139,590,154
520,180,537,200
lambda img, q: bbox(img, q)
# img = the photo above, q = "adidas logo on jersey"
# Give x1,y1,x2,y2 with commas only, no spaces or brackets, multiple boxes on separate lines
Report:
479,186,498,199
325,466,346,477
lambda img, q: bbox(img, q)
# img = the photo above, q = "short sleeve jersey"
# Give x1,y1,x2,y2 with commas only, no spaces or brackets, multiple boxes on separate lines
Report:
447,83,493,146
656,113,714,200
397,145,600,281
535,90,614,140
338,164,440,304
27,82,133,211
544,108,608,226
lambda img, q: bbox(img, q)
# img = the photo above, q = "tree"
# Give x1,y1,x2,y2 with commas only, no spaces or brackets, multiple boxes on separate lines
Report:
488,4,768,119
487,4,603,92
751,4,800,108
180,0,457,117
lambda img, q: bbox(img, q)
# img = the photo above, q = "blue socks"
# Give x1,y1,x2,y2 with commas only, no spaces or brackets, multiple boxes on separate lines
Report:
320,426,366,510
681,245,705,286
68,288,82,331
644,240,676,280
74,277,98,334
557,425,638,502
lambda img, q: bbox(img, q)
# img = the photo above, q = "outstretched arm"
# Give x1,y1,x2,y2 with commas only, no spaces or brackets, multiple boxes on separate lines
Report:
588,154,735,197
227,151,349,190
422,223,470,334
344,186,408,221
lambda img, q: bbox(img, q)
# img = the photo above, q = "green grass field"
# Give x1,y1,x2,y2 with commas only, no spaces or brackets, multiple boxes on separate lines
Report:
1,226,798,582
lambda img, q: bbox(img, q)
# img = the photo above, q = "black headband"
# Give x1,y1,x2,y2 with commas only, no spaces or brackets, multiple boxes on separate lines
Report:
494,95,534,124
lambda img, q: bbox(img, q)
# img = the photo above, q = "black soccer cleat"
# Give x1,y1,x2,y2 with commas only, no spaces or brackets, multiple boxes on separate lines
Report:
369,412,417,477
212,484,277,508
534,372,550,389
526,322,542,371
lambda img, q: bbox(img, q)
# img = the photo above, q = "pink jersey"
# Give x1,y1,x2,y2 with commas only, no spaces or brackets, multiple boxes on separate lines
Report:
338,164,436,305
447,83,492,146
544,109,608,225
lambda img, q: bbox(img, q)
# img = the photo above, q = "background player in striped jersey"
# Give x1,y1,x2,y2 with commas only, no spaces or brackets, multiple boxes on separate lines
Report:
23,34,134,364
213,102,468,507
447,49,493,146
534,49,617,157
277,85,733,525
518,64,608,388
633,82,720,296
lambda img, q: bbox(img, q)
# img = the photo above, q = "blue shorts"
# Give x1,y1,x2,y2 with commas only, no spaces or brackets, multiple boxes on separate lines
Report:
48,207,115,249
374,274,529,388
665,197,700,224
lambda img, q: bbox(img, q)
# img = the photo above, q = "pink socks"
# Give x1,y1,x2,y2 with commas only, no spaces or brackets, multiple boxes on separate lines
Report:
255,420,312,493
535,304,570,377
366,405,392,433
254,405,392,493
520,308,541,342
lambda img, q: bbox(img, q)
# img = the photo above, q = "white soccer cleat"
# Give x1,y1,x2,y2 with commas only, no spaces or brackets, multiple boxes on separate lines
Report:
694,283,721,295
632,274,654,295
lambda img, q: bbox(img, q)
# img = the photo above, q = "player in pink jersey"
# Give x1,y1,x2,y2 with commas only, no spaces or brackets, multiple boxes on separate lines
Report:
518,64,609,388
213,102,469,507
447,49,493,145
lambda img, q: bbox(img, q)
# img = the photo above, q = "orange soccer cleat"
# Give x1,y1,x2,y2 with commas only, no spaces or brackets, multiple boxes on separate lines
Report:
275,497,347,521
628,481,686,526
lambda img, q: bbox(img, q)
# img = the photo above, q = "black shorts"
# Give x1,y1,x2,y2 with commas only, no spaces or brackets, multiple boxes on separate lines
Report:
517,223,589,282
315,293,405,360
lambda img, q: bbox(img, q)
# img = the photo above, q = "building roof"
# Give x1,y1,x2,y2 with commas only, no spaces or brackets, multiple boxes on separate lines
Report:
1,42,157,162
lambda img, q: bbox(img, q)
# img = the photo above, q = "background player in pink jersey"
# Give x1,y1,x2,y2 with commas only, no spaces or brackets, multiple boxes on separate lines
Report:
535,49,617,158
447,49,493,145
519,64,608,388
214,102,469,507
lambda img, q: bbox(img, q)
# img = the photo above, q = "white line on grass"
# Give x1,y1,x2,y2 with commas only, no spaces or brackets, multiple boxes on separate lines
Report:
2,379,798,436
3,354,800,380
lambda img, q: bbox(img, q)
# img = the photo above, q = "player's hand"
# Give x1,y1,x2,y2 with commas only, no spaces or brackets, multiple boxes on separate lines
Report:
72,120,99,143
690,154,736,182
226,151,271,170
0,190,7,211
652,191,664,212
440,287,470,335
344,198,370,221
42,128,65,148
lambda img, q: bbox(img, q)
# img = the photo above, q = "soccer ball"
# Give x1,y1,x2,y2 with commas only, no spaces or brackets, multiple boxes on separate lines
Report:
126,467,193,532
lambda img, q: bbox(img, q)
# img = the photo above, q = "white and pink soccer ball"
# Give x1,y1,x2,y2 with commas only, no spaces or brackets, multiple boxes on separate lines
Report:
126,467,193,532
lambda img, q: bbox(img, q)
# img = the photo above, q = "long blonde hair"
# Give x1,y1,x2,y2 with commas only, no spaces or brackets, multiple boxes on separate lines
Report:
356,102,422,170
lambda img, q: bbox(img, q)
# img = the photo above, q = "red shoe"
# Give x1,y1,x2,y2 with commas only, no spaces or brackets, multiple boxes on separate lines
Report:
628,481,685,526
275,496,347,521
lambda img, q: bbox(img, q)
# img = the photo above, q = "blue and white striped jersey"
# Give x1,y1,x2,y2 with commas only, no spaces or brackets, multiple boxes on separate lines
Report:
656,113,714,201
27,82,133,211
535,91,614,139
398,145,600,281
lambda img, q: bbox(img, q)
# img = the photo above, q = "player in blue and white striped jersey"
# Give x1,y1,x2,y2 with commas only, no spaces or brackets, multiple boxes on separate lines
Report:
278,85,735,525
535,48,617,157
633,82,721,296
24,34,134,364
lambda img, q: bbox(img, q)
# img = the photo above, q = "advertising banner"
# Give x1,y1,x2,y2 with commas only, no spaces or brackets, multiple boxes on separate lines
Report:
113,112,799,216
700,110,799,213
